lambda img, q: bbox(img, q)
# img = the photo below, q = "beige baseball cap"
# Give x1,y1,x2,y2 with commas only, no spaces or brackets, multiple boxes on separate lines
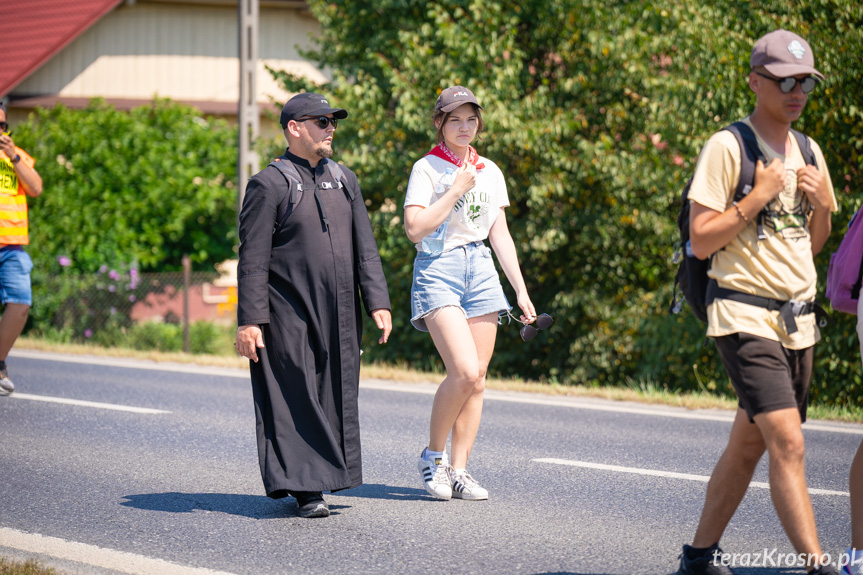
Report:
434,86,483,115
750,29,824,80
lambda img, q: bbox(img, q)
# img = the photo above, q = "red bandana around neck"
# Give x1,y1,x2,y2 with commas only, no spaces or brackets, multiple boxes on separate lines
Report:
425,143,485,170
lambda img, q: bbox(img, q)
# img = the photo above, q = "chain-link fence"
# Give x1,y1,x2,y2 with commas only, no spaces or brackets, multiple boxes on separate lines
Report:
29,260,237,355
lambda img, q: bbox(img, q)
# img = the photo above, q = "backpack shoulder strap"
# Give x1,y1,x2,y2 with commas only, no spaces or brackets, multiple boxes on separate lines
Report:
726,121,770,239
268,156,303,199
725,121,765,202
791,129,818,168
268,156,304,233
321,159,354,201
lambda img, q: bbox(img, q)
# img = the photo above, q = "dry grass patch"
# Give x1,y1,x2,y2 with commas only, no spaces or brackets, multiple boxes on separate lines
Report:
16,336,246,369
0,557,59,575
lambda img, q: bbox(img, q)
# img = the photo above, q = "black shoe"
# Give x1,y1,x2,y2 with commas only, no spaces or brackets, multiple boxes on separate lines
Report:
678,544,733,575
809,565,839,575
293,491,329,518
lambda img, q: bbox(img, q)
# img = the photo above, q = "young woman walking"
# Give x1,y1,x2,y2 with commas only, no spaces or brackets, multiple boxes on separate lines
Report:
404,85,539,500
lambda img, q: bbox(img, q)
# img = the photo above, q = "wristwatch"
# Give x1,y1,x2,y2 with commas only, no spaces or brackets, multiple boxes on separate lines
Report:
11,154,20,165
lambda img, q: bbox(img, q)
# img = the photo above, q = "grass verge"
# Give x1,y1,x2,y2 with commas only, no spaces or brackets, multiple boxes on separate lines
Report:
14,336,862,423
0,557,58,575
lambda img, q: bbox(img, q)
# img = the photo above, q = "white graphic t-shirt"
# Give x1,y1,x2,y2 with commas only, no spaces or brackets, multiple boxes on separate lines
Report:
404,154,509,253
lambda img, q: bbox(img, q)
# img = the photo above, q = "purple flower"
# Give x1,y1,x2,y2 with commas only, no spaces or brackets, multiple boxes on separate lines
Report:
99,265,108,273
130,269,139,280
129,295,136,302
57,256,71,267
109,270,120,281
108,285,116,293
110,307,117,315
84,329,92,338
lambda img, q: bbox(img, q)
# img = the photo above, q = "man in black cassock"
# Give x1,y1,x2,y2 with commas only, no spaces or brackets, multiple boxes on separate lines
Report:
235,92,392,518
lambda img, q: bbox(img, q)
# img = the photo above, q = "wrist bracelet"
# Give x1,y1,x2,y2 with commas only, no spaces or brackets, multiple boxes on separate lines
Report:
733,202,750,224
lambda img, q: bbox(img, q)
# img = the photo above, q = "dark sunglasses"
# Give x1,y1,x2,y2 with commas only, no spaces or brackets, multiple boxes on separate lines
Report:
296,116,338,129
500,311,554,342
0,122,8,132
755,72,818,94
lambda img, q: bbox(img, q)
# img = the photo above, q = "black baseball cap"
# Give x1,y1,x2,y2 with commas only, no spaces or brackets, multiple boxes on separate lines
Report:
280,93,348,129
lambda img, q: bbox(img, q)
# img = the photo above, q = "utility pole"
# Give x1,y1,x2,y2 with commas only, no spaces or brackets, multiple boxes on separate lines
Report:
237,0,259,213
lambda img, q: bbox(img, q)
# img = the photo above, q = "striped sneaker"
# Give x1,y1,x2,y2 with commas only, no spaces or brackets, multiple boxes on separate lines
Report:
448,468,488,500
418,448,452,500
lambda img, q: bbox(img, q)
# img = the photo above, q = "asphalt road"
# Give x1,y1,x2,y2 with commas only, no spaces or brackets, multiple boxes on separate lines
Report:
0,350,860,575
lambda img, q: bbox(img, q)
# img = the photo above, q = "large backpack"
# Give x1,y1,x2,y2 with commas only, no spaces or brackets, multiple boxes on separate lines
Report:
670,122,817,322
268,155,351,233
825,208,863,315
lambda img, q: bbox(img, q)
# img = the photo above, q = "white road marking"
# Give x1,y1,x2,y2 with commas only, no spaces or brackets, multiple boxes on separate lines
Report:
9,393,169,414
9,349,245,378
10,350,863,435
533,457,850,497
360,380,863,436
0,527,236,575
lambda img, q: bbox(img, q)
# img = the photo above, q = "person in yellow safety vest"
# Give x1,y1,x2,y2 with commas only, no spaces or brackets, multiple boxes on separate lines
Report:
0,102,43,395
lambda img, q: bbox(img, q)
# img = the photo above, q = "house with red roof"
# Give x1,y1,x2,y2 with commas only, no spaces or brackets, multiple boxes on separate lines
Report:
1,0,321,132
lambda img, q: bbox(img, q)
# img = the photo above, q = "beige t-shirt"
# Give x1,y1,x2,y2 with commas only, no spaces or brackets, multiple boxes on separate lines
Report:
688,118,837,349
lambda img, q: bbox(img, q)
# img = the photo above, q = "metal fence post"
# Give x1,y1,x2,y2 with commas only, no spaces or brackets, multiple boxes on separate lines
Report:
183,254,190,353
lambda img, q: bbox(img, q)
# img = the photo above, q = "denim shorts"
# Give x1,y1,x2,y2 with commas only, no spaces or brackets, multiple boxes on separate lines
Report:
410,241,510,332
0,249,33,305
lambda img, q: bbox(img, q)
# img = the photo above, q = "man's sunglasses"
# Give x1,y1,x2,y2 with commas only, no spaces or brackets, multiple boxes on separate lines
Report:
0,122,8,132
500,311,554,342
296,116,338,129
755,72,818,95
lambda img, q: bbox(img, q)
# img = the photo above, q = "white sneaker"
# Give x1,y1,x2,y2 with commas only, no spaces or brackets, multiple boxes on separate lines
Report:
0,367,13,395
448,468,488,500
418,448,452,500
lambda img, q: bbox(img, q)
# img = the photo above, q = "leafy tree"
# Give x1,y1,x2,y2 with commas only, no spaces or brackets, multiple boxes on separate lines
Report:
266,0,863,405
11,99,239,341
14,98,238,273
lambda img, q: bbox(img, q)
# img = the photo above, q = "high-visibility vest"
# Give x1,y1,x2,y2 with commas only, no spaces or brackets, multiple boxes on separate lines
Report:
0,147,35,245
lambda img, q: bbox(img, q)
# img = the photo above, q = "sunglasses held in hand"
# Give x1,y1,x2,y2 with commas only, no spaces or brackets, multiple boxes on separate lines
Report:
501,311,554,342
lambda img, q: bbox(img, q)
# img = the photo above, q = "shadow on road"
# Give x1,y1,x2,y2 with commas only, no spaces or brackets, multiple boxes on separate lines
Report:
657,570,801,575
120,492,297,519
334,483,441,501
120,482,482,520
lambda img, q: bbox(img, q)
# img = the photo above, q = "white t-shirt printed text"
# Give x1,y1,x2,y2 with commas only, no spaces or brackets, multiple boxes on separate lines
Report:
404,154,509,253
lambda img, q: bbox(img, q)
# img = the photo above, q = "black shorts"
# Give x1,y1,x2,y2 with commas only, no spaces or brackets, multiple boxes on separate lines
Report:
713,332,813,423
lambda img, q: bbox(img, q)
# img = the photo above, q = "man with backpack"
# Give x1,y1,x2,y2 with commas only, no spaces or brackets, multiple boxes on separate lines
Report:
676,30,838,575
235,92,392,518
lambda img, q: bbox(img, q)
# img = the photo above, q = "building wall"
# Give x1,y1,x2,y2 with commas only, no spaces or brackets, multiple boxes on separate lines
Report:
12,1,325,115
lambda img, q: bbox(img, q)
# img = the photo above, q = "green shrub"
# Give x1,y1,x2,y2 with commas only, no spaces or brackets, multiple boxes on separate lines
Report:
14,98,238,274
125,321,183,352
188,321,234,355
265,0,863,406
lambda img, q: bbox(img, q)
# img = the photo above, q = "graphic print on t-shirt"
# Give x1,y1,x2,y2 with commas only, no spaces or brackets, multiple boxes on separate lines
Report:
762,168,810,240
454,190,491,230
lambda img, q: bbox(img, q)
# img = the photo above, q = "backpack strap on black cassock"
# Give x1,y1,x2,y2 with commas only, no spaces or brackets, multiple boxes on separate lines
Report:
268,156,353,233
